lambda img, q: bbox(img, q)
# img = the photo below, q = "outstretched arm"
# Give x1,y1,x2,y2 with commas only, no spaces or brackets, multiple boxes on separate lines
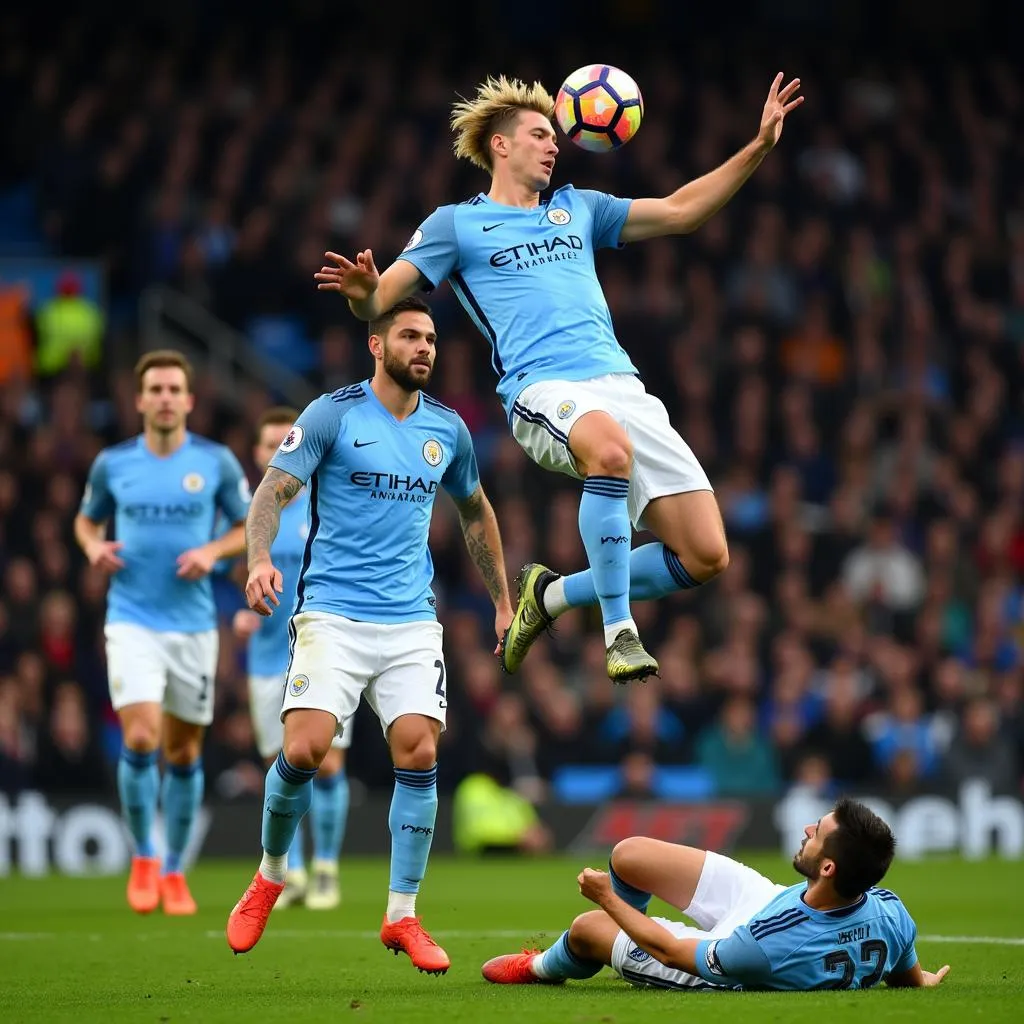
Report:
886,962,951,988
620,73,803,242
452,486,514,653
314,251,423,321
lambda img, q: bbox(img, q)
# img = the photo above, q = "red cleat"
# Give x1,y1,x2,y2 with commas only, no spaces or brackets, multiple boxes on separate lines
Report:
226,872,285,954
159,872,197,915
380,916,450,975
126,855,160,915
482,950,560,985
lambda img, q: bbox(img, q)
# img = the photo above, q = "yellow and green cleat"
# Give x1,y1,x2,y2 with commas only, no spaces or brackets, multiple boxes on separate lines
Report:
500,563,559,674
605,629,659,684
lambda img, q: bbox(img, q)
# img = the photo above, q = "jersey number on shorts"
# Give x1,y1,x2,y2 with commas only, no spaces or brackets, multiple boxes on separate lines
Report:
434,659,447,709
199,674,211,705
819,939,888,990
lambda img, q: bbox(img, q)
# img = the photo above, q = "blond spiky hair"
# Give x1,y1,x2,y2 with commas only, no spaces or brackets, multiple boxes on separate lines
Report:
451,75,556,172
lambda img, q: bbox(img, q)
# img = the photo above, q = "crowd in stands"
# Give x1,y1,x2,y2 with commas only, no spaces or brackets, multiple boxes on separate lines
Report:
1,7,1023,810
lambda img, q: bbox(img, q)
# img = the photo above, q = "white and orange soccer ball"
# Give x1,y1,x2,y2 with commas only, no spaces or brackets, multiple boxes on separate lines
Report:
554,64,644,152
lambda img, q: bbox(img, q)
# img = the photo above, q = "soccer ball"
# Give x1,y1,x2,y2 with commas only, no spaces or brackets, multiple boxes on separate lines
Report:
554,64,644,152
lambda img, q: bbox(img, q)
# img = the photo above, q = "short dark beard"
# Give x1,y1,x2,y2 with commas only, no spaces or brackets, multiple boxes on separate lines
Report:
383,348,432,392
792,850,820,881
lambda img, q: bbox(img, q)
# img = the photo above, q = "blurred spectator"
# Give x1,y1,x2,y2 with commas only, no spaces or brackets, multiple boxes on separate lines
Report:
944,698,1019,793
696,696,781,797
32,681,111,794
0,282,34,384
34,272,105,378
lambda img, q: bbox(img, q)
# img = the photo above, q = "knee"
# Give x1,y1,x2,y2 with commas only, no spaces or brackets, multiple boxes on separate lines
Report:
391,731,438,771
675,536,729,582
283,732,328,772
163,736,202,767
567,911,604,961
609,836,649,883
585,440,633,479
123,725,159,755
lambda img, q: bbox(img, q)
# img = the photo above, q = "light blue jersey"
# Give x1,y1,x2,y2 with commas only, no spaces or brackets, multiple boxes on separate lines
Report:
398,185,637,419
695,884,919,991
268,380,479,623
80,434,251,632
249,492,309,675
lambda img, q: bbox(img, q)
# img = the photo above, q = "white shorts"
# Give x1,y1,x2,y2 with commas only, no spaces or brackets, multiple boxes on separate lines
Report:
104,622,218,727
511,374,712,527
282,611,447,738
249,673,352,759
611,851,786,990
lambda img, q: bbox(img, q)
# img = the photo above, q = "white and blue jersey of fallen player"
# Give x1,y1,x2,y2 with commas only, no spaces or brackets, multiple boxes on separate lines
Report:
268,380,479,624
695,884,919,991
398,185,638,420
80,433,250,632
248,491,309,676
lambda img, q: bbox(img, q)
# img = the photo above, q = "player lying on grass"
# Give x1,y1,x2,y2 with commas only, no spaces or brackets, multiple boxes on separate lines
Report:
483,797,951,991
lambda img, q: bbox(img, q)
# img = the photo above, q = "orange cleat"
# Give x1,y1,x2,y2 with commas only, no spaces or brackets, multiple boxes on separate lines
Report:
226,872,285,953
126,855,161,914
159,872,198,915
482,950,560,984
380,916,450,975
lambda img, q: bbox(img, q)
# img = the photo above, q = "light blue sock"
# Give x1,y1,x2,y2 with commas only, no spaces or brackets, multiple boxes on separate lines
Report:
578,476,632,627
388,765,438,893
609,862,651,913
262,752,316,856
563,542,702,606
117,748,159,858
311,769,350,863
161,759,204,875
535,930,604,980
286,827,305,872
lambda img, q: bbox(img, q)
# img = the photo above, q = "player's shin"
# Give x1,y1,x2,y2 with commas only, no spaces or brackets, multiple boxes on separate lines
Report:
260,751,316,882
387,765,438,922
311,768,349,865
577,477,634,642
533,931,604,981
161,759,204,874
559,542,702,611
117,748,159,857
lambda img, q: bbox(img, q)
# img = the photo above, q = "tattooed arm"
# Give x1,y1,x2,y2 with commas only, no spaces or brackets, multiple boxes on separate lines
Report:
244,467,303,615
453,486,514,652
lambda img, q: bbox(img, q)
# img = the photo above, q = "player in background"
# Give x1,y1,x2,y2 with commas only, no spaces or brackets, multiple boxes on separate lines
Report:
226,297,514,974
482,797,951,992
315,73,803,686
74,349,251,915
232,407,349,911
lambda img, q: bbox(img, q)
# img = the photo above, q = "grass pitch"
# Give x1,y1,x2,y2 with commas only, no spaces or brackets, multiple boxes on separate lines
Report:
1,854,1021,1022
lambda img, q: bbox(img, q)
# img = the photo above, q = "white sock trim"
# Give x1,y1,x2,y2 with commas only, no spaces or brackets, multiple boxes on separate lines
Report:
260,852,288,884
386,890,417,922
604,618,638,647
541,576,569,617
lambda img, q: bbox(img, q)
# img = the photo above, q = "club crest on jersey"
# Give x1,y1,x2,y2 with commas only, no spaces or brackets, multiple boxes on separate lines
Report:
279,425,304,453
289,674,310,697
422,439,443,467
627,946,652,964
182,472,205,493
402,229,423,252
557,400,576,419
547,208,571,226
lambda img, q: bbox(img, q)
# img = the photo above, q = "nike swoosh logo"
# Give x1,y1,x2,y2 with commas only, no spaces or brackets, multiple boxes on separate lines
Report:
353,439,378,448
482,223,504,232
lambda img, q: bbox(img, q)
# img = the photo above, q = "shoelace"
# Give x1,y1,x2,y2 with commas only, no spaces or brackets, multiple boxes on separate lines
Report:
239,881,279,919
395,918,439,947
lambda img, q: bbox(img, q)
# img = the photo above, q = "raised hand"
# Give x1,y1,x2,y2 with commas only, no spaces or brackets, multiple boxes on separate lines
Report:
758,73,803,150
314,249,380,301
577,867,613,905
